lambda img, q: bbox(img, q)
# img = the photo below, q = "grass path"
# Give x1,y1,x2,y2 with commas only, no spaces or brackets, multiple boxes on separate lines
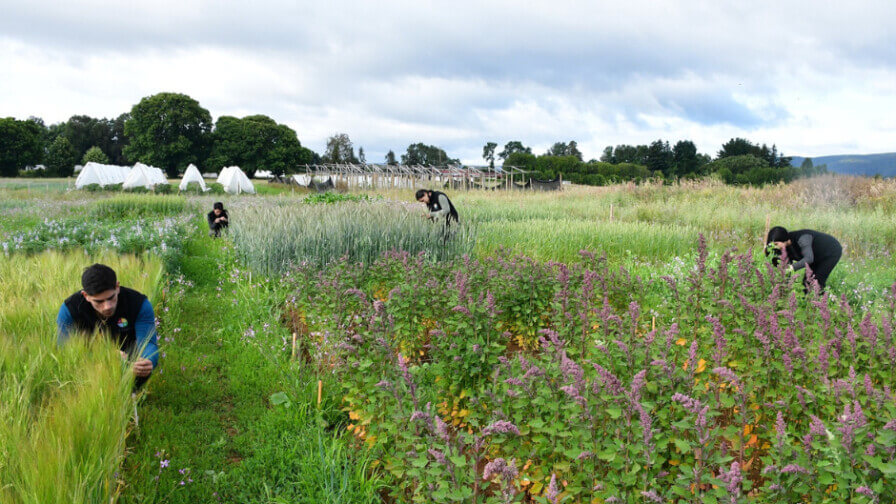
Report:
118,231,381,503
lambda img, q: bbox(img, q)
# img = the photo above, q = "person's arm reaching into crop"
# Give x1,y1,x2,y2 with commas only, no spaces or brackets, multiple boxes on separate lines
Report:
132,299,158,377
790,234,814,271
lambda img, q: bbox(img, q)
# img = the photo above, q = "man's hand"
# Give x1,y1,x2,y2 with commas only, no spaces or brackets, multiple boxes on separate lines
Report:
133,358,154,377
120,350,128,359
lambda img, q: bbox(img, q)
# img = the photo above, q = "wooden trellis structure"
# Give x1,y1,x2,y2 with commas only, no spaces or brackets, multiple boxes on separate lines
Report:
283,163,562,191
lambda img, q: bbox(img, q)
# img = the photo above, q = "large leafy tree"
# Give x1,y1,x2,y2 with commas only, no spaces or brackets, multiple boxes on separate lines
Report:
498,141,531,160
124,93,212,177
322,133,358,164
671,140,700,177
0,117,43,176
385,150,397,165
402,143,459,166
644,139,672,176
45,136,79,177
208,115,311,178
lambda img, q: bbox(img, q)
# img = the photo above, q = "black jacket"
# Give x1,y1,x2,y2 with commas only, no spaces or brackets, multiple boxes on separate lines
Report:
208,209,229,228
785,229,842,271
63,286,147,355
427,191,459,224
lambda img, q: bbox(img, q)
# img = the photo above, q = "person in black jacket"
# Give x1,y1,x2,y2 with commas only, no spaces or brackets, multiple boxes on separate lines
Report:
415,189,459,227
56,263,159,389
766,226,842,293
208,201,229,237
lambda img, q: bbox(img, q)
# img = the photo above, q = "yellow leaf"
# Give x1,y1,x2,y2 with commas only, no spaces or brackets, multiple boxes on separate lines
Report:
743,424,753,436
696,359,706,373
458,409,469,418
676,338,687,346
669,459,680,466
349,411,360,420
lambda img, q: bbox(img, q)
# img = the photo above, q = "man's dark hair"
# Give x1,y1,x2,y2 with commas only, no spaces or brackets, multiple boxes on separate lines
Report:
213,201,224,210
81,263,117,295
415,189,430,201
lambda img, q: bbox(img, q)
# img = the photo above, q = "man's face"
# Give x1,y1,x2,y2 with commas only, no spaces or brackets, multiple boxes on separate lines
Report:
214,208,222,215
417,193,430,204
82,284,120,319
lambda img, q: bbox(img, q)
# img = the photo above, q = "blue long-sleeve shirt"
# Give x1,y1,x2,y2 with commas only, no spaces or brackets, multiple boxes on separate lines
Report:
56,298,159,368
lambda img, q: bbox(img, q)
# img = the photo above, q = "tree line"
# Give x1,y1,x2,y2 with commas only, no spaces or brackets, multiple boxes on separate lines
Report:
0,92,467,180
2,91,826,186
489,138,827,186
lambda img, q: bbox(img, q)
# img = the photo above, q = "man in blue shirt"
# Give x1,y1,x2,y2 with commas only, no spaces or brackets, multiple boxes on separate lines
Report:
56,263,159,388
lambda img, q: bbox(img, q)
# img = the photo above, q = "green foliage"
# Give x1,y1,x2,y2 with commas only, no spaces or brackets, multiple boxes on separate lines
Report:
0,117,44,177
545,140,582,160
208,115,311,178
322,132,359,164
402,143,459,166
124,93,213,178
706,154,797,185
502,151,536,171
526,156,652,185
81,145,110,165
718,137,792,168
63,114,130,165
498,141,532,161
303,192,381,204
45,136,79,177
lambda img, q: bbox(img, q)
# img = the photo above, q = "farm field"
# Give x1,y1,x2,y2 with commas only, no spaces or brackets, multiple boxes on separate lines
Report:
1,175,895,503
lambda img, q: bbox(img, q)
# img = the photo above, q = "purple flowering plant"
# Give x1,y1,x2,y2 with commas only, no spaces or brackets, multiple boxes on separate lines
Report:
277,242,896,503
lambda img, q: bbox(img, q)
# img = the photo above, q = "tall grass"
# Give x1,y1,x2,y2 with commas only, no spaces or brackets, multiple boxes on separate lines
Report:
231,200,476,274
0,251,163,504
91,194,189,219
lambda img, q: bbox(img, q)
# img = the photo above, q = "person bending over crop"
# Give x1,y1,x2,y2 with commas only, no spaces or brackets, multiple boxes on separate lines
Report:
765,226,842,293
56,263,159,389
416,189,459,227
208,201,229,237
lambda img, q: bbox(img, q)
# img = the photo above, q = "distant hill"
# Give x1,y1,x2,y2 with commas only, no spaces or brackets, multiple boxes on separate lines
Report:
790,153,896,178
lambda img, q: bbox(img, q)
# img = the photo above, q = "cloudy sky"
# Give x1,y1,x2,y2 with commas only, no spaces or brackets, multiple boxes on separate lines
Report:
2,0,895,164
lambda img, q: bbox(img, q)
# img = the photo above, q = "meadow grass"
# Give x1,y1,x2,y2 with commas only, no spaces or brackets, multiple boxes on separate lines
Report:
230,200,476,274
118,231,382,503
91,194,191,219
0,250,163,504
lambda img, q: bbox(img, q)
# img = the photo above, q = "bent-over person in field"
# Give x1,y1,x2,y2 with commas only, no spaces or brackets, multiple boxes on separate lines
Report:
765,226,843,293
416,189,459,228
56,263,159,389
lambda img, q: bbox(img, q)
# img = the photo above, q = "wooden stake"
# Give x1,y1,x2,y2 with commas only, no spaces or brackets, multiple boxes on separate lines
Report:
652,317,656,331
317,380,322,405
291,332,297,360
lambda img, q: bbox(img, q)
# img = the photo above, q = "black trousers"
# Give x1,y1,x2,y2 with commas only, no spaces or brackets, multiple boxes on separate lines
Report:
805,249,842,292
209,222,228,237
